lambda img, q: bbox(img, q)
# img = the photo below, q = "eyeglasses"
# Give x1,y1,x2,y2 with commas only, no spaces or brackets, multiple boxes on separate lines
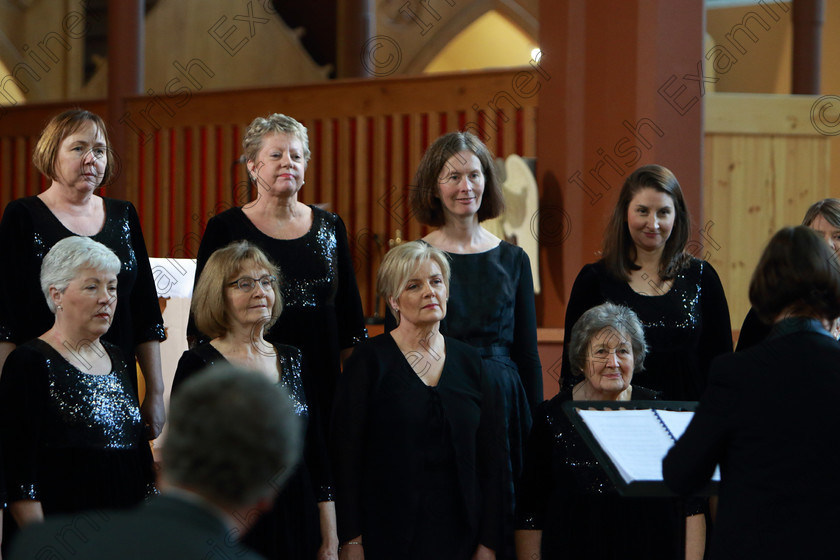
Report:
227,275,277,293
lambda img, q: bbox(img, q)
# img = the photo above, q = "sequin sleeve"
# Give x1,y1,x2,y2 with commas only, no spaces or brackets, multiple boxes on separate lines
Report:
125,203,166,346
0,345,49,502
515,399,553,530
332,214,368,349
0,200,38,343
278,345,335,502
187,215,233,345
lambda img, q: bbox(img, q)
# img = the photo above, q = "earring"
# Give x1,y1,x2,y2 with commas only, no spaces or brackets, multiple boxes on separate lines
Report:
56,305,63,311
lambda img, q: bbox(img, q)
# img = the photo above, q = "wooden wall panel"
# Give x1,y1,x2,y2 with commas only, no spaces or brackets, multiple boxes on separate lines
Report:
704,94,831,332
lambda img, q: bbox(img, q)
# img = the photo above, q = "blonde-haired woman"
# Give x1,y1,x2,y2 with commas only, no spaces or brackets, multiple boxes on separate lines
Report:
333,240,503,560
175,240,337,560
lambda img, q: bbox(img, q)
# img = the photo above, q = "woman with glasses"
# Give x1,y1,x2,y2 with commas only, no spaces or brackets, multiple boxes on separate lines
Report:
174,241,338,560
188,113,367,430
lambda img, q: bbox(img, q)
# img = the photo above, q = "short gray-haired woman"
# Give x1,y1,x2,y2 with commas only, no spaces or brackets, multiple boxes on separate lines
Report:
516,302,704,559
0,236,155,529
333,240,504,560
188,113,367,435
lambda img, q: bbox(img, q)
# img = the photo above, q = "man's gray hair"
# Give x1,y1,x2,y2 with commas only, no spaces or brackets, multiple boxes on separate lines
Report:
40,236,121,313
568,302,648,376
163,365,303,506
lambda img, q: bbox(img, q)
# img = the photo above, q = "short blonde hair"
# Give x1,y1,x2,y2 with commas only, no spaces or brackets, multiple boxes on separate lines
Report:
192,241,283,338
377,241,450,326
242,113,311,165
33,109,115,186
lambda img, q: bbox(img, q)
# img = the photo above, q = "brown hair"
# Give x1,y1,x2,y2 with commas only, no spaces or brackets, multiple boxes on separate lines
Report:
410,131,504,227
602,164,691,281
192,241,283,338
749,226,840,324
802,198,840,229
33,109,115,186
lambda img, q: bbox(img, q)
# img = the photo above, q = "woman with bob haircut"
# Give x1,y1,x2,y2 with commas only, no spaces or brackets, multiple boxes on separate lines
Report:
561,164,732,401
517,302,704,559
189,112,367,433
401,131,541,559
333,240,504,560
174,241,337,560
737,197,840,350
0,237,155,531
664,226,840,559
0,108,166,439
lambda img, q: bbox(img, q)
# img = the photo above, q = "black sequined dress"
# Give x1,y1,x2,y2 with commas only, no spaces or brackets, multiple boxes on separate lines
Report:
560,258,732,400
0,339,155,515
172,342,333,560
516,387,686,559
0,197,166,383
188,206,367,419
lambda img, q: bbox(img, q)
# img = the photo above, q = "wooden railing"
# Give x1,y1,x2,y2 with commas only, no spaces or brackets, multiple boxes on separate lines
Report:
0,70,539,317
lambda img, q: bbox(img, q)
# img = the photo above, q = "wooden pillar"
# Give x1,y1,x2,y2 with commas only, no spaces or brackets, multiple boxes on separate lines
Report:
792,0,824,94
337,0,370,77
535,0,705,328
106,0,144,200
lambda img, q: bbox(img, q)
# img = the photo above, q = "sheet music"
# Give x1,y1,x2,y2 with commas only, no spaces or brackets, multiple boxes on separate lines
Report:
577,409,683,483
655,409,695,440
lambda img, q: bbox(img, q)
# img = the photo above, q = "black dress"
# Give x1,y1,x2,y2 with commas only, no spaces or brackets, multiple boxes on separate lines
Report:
332,334,504,560
0,339,155,515
172,342,333,560
188,206,367,418
0,197,166,379
385,241,541,558
516,387,686,559
560,258,732,400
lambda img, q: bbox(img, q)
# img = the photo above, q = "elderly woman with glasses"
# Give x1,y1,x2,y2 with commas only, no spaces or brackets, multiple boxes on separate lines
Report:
516,302,704,560
0,237,155,531
173,240,337,560
332,241,504,560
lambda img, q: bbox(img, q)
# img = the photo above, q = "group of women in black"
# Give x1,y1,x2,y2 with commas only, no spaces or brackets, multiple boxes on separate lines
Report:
1,106,834,559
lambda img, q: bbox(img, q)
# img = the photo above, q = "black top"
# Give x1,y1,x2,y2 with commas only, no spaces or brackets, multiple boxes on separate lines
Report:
331,334,505,558
9,494,265,560
663,318,840,559
439,241,543,410
734,307,772,351
172,342,332,560
0,197,165,366
188,206,367,416
385,241,542,410
561,258,733,400
517,386,686,559
0,339,155,514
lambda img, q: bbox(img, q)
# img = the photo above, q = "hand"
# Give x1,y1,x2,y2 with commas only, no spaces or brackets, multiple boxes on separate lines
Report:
140,391,166,439
318,539,339,560
472,543,495,560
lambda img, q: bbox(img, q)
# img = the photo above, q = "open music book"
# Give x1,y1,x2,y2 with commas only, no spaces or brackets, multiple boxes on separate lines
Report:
564,401,720,496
